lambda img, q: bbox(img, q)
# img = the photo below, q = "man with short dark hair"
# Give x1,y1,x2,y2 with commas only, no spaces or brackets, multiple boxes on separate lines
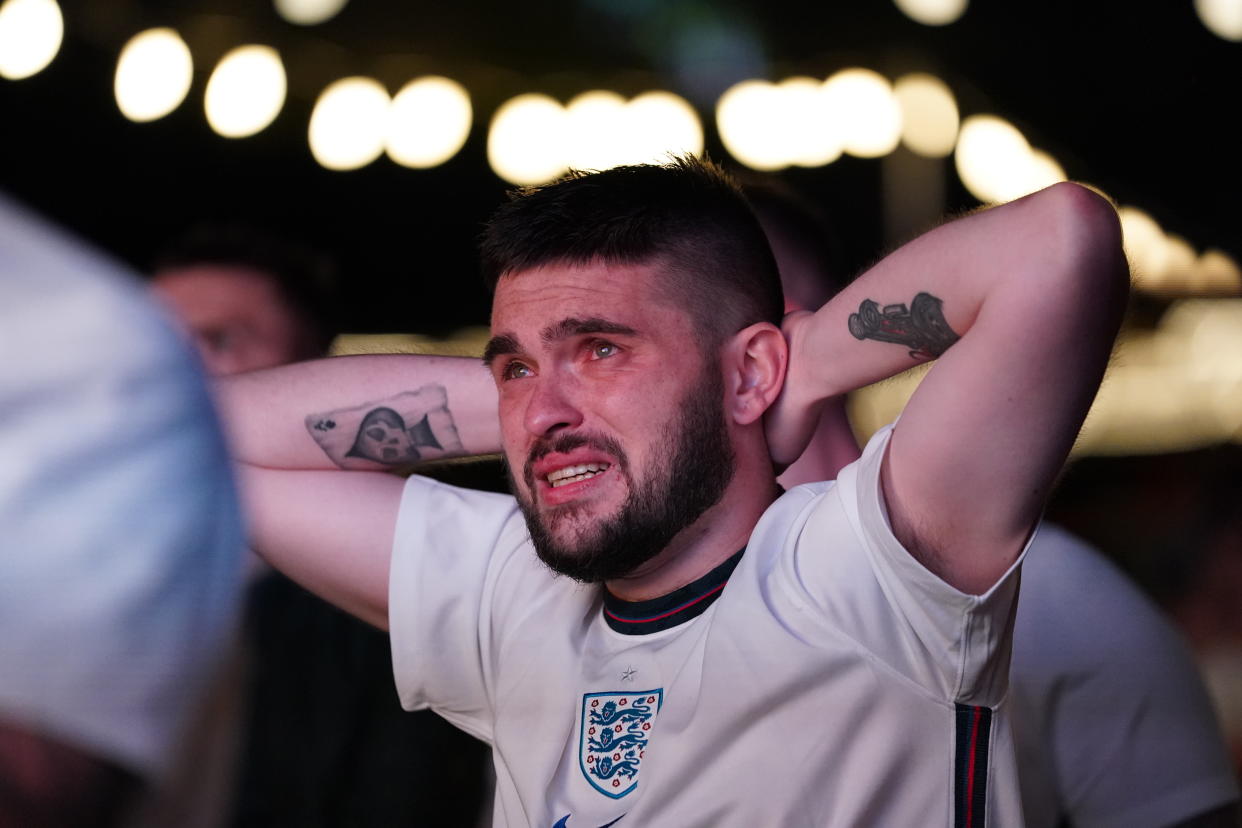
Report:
221,157,1128,825
147,224,489,827
151,224,336,376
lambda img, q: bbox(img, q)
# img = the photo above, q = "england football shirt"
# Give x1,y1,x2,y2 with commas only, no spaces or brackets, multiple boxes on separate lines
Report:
390,424,1027,827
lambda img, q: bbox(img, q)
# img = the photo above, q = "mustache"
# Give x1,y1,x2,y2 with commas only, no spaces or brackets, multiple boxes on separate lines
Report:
522,432,628,493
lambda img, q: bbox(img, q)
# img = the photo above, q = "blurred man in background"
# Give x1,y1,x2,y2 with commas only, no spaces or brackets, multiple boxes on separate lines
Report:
149,224,488,827
0,195,243,827
746,176,1240,828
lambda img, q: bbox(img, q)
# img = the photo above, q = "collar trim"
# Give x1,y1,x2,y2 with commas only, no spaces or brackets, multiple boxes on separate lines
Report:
602,548,744,635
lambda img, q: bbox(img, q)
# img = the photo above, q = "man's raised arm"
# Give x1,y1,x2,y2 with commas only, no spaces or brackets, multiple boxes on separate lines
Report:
769,182,1128,594
218,353,500,470
217,354,501,627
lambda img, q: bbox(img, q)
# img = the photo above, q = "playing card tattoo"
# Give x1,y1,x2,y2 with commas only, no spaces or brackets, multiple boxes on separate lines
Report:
306,385,465,469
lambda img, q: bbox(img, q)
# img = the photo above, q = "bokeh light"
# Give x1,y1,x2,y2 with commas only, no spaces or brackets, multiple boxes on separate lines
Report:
274,0,349,26
1195,249,1242,294
114,28,193,123
487,93,568,185
893,0,968,26
717,77,843,170
717,80,789,171
386,76,472,168
204,45,287,138
821,68,902,158
0,0,62,80
621,90,704,165
1195,0,1242,41
894,73,959,157
562,89,704,171
1119,206,1173,290
954,115,1063,203
308,76,390,170
564,90,630,171
780,77,843,167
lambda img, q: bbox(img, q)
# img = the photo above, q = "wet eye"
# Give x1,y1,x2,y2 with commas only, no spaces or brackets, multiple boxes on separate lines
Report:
590,341,619,360
501,360,532,381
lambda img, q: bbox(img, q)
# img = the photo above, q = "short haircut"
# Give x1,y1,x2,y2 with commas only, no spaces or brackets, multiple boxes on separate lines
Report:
480,156,784,346
152,223,339,356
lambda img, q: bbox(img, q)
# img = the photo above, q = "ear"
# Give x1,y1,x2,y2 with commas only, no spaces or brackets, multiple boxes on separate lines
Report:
722,322,788,426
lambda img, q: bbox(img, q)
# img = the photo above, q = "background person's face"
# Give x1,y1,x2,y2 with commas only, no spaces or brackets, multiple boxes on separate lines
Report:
152,265,311,375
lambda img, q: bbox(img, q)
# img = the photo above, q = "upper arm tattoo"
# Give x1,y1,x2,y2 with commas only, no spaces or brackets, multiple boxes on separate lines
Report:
305,384,465,469
847,292,960,360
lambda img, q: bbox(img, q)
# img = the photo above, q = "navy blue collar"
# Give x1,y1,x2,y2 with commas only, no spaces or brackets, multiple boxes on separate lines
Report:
602,548,745,635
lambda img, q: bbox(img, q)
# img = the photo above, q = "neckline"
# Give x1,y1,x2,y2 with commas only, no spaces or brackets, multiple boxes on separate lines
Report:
601,548,745,636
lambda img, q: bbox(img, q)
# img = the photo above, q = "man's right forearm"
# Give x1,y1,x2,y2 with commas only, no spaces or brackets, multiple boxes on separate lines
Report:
216,354,501,471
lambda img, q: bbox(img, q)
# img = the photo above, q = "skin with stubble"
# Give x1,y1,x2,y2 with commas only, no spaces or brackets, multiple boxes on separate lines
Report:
510,360,734,584
484,259,768,596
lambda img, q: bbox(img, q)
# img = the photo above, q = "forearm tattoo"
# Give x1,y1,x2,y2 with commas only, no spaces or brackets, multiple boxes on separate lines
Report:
847,292,960,360
305,384,465,469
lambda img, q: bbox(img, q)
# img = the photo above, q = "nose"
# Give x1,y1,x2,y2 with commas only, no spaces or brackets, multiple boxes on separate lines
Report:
523,375,584,437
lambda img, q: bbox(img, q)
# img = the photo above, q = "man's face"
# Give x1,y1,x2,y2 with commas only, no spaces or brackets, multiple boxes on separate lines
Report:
151,265,312,375
486,261,736,583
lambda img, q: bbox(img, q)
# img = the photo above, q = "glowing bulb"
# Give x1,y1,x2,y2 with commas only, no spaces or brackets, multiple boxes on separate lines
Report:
623,90,703,165
308,76,390,170
894,73,958,157
565,90,630,171
1195,249,1242,294
114,28,193,122
781,76,843,167
717,80,788,171
1195,0,1242,40
1163,235,1198,290
955,114,1042,203
1118,206,1172,290
821,68,902,158
893,0,968,26
274,0,349,26
0,0,62,80
487,93,568,185
386,76,472,168
204,45,286,138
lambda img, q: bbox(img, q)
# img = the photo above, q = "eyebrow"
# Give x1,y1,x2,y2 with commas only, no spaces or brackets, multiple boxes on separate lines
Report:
482,317,640,368
540,317,639,345
482,333,520,368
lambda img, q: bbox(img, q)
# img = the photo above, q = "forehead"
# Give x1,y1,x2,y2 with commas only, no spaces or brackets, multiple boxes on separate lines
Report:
152,265,286,318
489,259,688,336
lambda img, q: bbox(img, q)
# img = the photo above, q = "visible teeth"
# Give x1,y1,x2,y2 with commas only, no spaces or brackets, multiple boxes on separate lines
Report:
547,462,609,486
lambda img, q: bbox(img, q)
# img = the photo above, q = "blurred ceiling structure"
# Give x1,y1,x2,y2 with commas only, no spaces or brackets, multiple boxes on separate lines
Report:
2,0,1240,453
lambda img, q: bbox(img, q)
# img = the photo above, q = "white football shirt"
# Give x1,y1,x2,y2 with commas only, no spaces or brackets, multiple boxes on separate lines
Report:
390,424,1027,827
1011,524,1239,828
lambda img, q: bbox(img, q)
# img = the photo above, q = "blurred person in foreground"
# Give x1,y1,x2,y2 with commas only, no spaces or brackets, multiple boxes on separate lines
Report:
746,178,1240,828
149,224,488,827
217,157,1128,826
0,194,243,826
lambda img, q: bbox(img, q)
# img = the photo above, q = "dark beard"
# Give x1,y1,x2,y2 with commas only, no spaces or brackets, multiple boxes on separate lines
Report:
509,365,735,583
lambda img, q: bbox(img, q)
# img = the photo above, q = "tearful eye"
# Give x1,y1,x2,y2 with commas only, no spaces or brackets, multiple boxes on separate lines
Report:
590,341,618,359
502,361,532,381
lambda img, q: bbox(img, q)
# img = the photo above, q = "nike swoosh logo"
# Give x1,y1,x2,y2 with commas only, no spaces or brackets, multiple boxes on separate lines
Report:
552,815,624,827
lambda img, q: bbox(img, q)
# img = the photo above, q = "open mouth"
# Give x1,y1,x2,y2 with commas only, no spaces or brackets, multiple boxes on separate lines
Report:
546,462,611,488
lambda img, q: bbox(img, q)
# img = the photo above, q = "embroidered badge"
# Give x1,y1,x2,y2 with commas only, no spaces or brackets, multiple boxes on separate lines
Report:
579,689,663,799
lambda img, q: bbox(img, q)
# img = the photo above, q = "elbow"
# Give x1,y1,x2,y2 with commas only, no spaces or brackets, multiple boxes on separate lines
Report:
1033,181,1130,313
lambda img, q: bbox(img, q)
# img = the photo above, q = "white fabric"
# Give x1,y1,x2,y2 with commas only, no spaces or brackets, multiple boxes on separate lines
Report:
391,424,1028,827
1011,524,1239,828
0,194,244,779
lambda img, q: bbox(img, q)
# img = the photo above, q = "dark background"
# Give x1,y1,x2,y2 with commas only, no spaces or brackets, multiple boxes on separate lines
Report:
2,0,1238,335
